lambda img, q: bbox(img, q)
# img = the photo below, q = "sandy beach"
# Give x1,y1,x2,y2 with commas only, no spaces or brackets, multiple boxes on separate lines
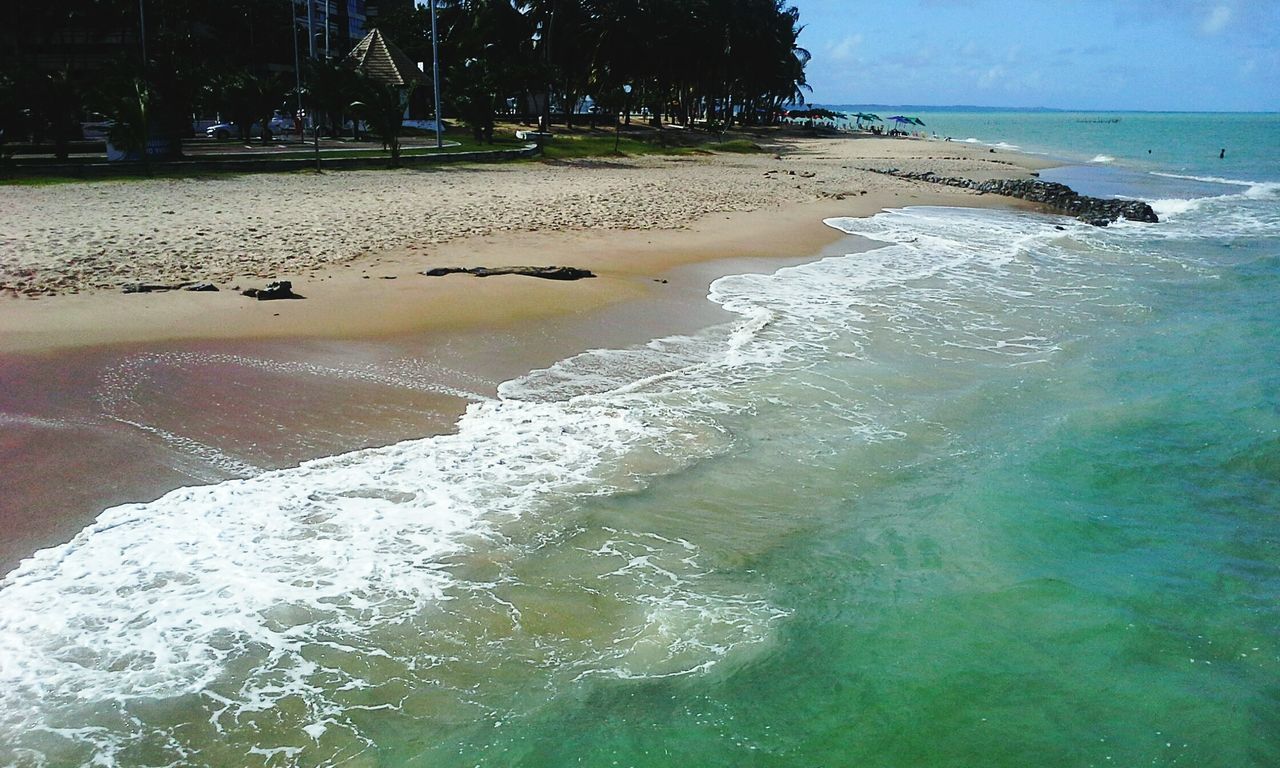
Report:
0,132,1053,570
0,135,1051,349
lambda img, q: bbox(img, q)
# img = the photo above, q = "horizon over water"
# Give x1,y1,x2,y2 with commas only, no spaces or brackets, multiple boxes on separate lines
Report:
2,112,1279,766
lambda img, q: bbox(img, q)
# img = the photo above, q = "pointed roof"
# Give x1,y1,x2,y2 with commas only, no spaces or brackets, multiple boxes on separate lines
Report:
345,28,428,88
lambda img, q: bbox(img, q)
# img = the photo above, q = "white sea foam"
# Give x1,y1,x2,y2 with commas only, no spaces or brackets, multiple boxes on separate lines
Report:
1090,155,1115,164
2,301,800,764
1151,171,1280,200
1135,175,1280,240
0,412,91,431
956,136,1024,151
1149,197,1208,218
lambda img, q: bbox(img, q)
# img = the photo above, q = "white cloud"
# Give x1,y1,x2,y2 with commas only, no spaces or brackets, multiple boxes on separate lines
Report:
1202,5,1233,35
977,65,1006,90
827,34,863,62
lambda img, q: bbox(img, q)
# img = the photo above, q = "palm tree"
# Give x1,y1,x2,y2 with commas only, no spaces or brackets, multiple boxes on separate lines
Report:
442,0,533,141
306,59,362,137
211,71,290,143
350,74,417,166
33,71,81,160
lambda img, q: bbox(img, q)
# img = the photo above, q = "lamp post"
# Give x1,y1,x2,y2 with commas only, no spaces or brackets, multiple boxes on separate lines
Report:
614,83,632,154
291,1,303,131
137,0,148,162
305,1,320,170
429,0,443,149
138,0,147,67
306,0,315,59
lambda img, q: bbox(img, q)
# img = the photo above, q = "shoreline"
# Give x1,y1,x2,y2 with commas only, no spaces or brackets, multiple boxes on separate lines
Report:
0,135,1058,572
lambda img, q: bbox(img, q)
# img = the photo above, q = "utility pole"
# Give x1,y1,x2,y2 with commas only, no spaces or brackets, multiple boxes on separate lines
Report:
306,0,319,171
430,0,443,149
292,1,303,124
138,0,147,67
306,0,315,58
138,0,149,164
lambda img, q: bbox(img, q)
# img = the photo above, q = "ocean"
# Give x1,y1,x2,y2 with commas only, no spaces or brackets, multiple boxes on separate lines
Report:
2,112,1278,767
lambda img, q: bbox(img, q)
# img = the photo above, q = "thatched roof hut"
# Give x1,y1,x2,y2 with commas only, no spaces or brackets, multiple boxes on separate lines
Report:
345,28,428,89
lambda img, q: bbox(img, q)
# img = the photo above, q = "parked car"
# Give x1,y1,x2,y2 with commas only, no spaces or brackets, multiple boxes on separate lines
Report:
80,112,114,140
206,114,296,140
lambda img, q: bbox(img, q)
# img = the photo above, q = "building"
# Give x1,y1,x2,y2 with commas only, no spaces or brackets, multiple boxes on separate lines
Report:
296,0,369,60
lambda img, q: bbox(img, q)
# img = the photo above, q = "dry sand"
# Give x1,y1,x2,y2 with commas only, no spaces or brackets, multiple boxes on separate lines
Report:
0,134,1053,352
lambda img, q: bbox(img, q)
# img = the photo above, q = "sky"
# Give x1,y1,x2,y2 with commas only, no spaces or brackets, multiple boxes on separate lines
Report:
792,0,1280,111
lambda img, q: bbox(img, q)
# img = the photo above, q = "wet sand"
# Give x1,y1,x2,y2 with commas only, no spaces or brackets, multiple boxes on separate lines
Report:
0,233,870,572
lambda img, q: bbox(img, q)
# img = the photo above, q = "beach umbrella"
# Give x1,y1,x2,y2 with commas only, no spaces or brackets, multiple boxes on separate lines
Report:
911,117,926,126
884,115,920,136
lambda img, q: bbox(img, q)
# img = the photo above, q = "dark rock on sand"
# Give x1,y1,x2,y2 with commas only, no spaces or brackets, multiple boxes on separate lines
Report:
241,280,301,300
122,281,193,294
420,266,596,281
185,282,219,292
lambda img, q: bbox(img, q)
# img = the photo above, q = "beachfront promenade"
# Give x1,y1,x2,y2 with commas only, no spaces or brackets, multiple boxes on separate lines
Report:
3,133,539,179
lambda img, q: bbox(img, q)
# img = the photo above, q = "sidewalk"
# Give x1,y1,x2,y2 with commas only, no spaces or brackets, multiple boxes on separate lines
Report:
4,135,536,179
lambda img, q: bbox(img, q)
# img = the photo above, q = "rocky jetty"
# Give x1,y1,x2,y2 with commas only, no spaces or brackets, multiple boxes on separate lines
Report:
420,266,596,281
870,169,1159,226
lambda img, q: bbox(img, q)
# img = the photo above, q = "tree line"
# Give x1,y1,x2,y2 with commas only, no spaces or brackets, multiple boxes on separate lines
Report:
0,0,810,157
387,0,811,137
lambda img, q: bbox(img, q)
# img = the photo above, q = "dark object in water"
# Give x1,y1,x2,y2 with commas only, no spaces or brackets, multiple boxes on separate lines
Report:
420,266,596,281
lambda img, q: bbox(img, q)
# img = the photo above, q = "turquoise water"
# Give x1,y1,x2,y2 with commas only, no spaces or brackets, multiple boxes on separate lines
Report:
828,108,1279,180
2,114,1278,766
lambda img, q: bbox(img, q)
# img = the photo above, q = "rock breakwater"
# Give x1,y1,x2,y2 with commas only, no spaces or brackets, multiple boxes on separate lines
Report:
871,169,1159,226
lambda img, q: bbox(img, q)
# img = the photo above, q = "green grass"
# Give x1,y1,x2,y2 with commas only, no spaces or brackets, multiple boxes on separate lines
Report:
536,132,687,160
0,167,250,186
709,139,764,153
535,129,766,160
